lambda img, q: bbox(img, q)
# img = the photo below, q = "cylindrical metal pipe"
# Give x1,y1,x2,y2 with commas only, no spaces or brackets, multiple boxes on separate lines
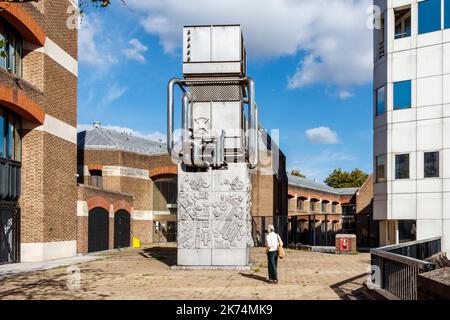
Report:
167,78,187,155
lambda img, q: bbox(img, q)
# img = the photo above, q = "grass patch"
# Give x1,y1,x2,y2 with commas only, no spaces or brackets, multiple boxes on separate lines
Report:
252,268,261,273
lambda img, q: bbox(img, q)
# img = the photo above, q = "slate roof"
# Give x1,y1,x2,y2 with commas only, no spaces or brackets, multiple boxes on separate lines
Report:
288,174,359,195
77,126,167,156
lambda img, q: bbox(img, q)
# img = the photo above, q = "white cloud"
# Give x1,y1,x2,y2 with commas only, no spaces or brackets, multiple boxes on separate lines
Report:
78,14,118,67
100,83,127,107
305,127,340,144
77,124,166,142
338,90,354,100
123,38,148,63
288,149,356,182
127,0,372,90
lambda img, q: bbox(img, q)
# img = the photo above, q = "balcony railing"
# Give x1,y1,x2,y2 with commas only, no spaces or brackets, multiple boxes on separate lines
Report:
370,237,441,300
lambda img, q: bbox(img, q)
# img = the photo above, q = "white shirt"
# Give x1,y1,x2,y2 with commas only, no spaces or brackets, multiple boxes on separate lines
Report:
266,232,283,252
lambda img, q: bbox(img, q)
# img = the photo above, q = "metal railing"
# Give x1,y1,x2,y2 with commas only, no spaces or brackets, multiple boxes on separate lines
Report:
371,237,441,300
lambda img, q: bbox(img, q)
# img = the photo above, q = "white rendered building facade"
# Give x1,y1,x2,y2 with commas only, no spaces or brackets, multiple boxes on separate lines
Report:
373,0,450,252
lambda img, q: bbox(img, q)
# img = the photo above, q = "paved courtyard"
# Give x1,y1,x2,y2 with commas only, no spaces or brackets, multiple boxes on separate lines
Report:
0,244,371,300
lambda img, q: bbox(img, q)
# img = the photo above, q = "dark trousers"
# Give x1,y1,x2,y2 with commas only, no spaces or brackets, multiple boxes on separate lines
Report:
267,250,278,281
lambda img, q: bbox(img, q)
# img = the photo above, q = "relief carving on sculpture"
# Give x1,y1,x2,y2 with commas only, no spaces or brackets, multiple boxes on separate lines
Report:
196,220,211,248
223,176,245,191
181,175,210,192
178,220,195,249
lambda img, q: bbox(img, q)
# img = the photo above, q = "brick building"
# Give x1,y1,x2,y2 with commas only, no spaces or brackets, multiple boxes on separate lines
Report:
287,174,378,248
0,1,78,264
77,124,288,253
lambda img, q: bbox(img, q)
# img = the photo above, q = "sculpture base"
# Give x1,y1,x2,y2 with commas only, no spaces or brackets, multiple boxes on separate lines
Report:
170,265,252,271
177,248,250,267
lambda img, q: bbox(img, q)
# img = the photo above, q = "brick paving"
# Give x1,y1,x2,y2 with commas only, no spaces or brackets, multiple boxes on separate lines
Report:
0,244,372,300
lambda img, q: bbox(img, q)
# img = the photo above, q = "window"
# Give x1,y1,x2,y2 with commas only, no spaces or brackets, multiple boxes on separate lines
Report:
394,80,412,110
342,204,356,216
378,15,385,59
399,220,416,243
310,200,317,212
376,86,386,116
297,198,305,211
446,0,450,29
0,109,4,158
332,203,337,214
376,155,386,183
0,107,22,162
419,0,442,34
395,154,410,179
0,19,23,77
424,152,439,178
89,170,103,188
395,7,411,39
153,179,178,212
321,202,328,213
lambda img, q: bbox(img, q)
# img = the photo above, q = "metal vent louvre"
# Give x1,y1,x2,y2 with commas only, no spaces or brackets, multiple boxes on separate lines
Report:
186,78,244,102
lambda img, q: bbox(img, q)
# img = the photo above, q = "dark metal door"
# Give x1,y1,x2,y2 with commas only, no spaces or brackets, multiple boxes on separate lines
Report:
88,208,109,253
114,210,130,249
0,202,20,264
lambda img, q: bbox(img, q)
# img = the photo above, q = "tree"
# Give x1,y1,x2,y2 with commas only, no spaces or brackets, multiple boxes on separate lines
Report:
290,170,306,179
324,168,369,189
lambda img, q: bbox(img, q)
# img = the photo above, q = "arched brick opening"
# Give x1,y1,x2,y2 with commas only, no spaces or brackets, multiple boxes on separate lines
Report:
87,196,110,212
0,3,46,46
113,200,132,214
149,165,178,179
0,86,45,124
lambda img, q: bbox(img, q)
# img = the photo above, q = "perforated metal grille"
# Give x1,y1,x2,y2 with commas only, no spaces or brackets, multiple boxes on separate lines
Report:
186,78,244,102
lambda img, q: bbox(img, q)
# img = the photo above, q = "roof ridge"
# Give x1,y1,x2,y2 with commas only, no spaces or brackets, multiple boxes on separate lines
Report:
96,127,119,148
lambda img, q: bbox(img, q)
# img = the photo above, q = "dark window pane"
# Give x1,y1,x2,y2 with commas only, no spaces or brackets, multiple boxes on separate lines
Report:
399,220,416,243
424,152,439,178
8,114,14,160
394,80,411,110
446,0,450,29
14,116,21,162
376,155,386,183
376,86,386,116
419,0,442,34
395,7,411,39
0,109,4,158
0,26,6,69
395,154,410,179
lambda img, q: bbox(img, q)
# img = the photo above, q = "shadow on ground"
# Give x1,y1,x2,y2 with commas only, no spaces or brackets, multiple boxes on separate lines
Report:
140,246,177,266
239,272,271,284
330,272,371,300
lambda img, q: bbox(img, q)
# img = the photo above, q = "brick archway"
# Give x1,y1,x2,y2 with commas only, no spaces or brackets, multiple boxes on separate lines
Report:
87,196,110,212
0,3,46,46
0,86,45,124
149,165,178,179
113,200,132,214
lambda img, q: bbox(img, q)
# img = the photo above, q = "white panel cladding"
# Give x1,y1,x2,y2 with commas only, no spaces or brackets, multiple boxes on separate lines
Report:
417,76,443,107
374,194,388,220
417,44,443,78
391,122,416,152
444,118,450,148
390,193,416,219
392,50,416,81
417,119,443,150
417,219,443,240
417,104,443,120
417,193,443,219
444,43,450,74
443,104,450,118
443,220,450,254
392,108,416,123
417,31,444,48
444,193,450,219
444,75,450,104
374,126,387,156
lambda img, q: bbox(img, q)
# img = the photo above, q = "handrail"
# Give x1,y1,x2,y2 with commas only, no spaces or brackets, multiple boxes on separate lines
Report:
371,248,434,270
374,236,441,252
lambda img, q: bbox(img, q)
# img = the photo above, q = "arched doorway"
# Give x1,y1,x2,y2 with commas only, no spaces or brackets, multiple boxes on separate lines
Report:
114,210,130,249
88,207,109,253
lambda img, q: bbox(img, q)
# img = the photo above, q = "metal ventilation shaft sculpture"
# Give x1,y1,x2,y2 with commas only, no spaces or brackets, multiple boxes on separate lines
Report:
167,25,258,267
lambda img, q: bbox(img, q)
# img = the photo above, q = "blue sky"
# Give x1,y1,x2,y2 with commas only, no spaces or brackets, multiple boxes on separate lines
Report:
78,0,374,182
